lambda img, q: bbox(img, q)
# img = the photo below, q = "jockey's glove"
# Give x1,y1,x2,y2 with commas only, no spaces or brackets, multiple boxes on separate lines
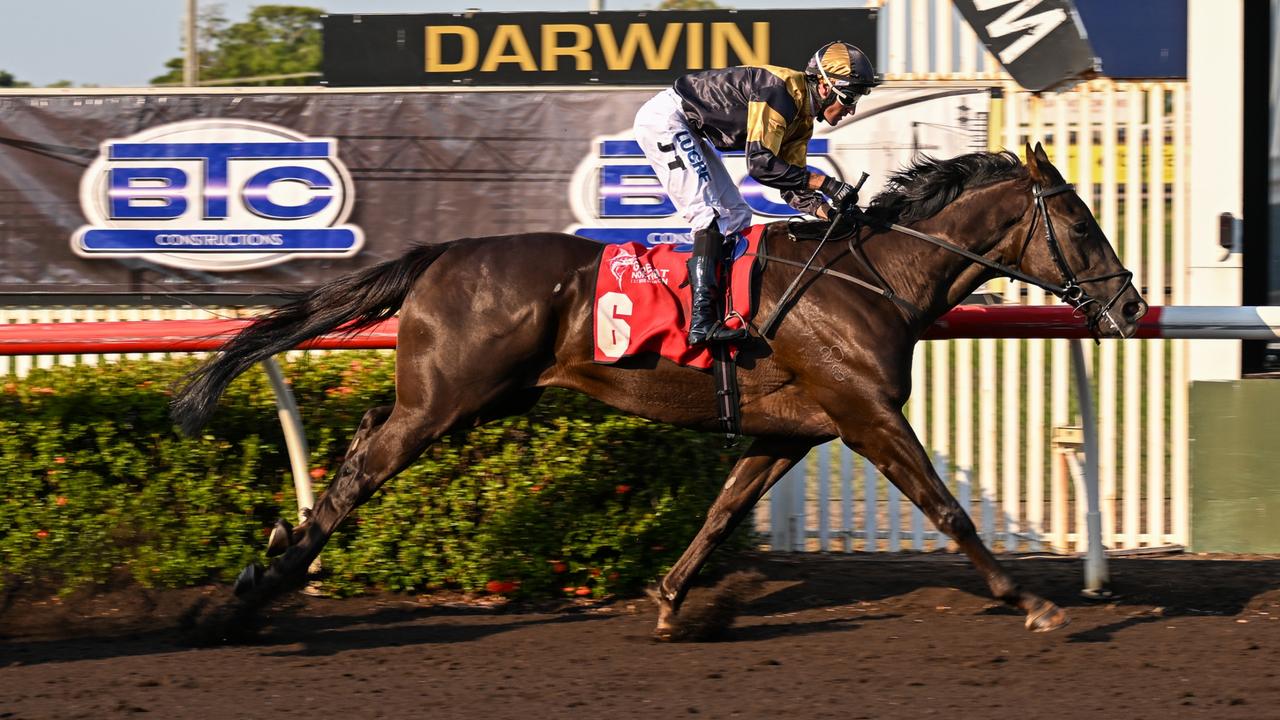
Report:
820,176,859,212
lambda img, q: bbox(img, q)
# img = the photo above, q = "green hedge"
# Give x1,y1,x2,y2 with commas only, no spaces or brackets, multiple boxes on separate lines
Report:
0,353,744,598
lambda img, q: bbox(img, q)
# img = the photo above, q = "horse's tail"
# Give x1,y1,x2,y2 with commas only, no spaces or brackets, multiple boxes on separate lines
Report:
170,243,452,435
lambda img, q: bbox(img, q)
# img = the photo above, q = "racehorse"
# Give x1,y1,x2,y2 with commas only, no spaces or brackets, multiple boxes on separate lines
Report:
172,143,1147,640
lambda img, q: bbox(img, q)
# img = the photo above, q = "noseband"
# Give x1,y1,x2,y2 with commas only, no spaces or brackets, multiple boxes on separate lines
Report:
1029,183,1134,338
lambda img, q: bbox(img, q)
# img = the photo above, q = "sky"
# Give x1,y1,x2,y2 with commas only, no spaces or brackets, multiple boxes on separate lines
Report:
0,0,855,88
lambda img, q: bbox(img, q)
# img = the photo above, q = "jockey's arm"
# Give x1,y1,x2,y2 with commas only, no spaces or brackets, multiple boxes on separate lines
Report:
744,84,855,220
747,112,843,219
743,87,810,192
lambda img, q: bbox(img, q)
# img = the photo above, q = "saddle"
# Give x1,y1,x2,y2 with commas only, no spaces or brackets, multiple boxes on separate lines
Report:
785,214,863,242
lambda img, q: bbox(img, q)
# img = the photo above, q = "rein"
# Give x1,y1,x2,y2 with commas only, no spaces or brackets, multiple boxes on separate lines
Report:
750,181,1134,340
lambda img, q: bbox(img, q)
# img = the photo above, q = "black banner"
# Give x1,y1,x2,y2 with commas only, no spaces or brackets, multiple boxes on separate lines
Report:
0,91,653,296
322,9,878,87
0,84,985,297
952,0,1096,91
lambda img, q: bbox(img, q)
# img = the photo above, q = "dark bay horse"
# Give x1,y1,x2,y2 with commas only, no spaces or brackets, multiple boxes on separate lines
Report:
172,143,1147,639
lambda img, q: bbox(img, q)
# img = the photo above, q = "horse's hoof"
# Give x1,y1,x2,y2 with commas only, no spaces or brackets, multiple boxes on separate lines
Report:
1025,601,1070,632
233,563,264,597
266,518,294,557
653,625,675,642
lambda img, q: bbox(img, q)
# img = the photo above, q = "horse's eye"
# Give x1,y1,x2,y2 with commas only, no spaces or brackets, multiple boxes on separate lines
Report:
1071,221,1088,236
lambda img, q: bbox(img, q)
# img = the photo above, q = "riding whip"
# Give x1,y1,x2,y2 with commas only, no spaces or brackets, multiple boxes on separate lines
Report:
759,172,869,338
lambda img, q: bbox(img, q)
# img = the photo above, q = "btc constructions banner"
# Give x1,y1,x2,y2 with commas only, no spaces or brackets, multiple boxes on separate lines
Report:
0,87,988,295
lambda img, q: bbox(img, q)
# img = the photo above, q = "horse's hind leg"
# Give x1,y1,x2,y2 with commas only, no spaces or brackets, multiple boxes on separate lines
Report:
840,404,1069,632
235,402,438,601
652,437,813,640
265,405,393,558
235,320,551,609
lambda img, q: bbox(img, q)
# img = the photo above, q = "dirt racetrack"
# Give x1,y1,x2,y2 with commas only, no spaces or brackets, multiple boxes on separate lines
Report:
2,553,1278,720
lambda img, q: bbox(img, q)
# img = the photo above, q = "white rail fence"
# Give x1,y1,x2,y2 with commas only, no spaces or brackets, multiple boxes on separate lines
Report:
757,0,1192,556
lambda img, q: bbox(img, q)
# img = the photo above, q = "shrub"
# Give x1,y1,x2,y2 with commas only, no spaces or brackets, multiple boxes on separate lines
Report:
0,352,745,598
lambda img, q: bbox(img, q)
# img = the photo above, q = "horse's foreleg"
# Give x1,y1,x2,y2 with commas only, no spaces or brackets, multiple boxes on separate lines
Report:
653,437,812,640
843,407,1069,632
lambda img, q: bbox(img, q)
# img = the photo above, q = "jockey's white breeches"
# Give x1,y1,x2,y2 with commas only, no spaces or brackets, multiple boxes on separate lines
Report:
632,88,753,237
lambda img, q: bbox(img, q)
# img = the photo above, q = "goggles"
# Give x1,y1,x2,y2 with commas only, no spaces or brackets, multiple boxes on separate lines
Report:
831,83,870,108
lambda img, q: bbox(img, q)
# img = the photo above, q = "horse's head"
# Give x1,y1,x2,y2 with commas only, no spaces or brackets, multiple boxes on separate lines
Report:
1016,142,1148,339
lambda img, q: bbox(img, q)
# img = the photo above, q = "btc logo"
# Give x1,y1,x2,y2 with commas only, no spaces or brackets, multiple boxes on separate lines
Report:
73,119,363,271
566,134,842,246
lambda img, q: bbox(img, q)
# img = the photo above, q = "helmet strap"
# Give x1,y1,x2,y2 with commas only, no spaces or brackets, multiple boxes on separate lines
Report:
809,76,841,123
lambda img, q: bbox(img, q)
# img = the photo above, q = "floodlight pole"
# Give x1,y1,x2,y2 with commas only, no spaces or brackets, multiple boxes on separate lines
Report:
184,0,198,87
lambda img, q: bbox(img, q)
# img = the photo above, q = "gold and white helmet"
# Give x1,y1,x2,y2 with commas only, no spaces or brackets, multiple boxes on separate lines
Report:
805,41,880,110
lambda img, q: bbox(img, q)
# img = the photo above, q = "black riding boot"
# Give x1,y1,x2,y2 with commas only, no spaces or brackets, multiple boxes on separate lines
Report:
686,226,748,346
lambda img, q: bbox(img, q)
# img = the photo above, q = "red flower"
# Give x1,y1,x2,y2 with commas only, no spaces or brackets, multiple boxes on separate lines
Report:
53,457,66,464
55,496,67,507
309,467,327,479
551,561,568,574
615,484,632,494
35,530,48,540
574,586,592,597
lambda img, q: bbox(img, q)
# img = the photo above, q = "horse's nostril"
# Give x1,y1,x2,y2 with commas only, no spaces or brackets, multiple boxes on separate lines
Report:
1123,301,1145,320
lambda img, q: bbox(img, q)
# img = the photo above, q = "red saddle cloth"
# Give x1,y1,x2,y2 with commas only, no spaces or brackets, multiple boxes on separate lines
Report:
592,225,764,370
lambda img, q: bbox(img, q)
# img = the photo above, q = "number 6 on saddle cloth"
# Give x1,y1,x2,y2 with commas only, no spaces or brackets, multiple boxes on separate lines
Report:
591,228,765,441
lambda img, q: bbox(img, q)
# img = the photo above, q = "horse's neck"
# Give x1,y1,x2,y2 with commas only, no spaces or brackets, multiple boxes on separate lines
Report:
862,179,1032,327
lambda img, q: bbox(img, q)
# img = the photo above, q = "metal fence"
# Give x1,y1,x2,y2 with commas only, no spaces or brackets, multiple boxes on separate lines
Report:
759,0,1189,555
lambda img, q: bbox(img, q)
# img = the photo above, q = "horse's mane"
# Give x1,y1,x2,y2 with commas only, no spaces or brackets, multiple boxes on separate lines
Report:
866,150,1027,225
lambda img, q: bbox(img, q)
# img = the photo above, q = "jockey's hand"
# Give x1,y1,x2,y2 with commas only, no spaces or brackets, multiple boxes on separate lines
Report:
820,176,858,212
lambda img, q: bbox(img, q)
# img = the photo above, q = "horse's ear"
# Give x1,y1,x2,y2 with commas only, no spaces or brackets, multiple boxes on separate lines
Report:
1033,141,1051,163
1024,141,1047,183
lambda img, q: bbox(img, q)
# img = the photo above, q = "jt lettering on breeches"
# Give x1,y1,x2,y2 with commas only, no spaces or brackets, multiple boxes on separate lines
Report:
668,131,711,183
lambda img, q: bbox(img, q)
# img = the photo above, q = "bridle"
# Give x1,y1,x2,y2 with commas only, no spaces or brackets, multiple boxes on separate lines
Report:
855,181,1134,338
1025,183,1134,338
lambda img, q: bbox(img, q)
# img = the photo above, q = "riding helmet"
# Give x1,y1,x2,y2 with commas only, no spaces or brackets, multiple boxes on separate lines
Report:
806,41,880,114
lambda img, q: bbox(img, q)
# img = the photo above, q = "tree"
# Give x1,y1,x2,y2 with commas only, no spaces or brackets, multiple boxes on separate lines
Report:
151,4,323,86
0,70,31,88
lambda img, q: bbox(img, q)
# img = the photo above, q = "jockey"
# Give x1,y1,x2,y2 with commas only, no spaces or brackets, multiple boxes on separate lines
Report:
633,41,880,345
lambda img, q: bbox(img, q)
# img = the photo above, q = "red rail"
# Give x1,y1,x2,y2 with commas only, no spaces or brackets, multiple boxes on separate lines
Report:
0,318,399,355
1,304,1268,356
